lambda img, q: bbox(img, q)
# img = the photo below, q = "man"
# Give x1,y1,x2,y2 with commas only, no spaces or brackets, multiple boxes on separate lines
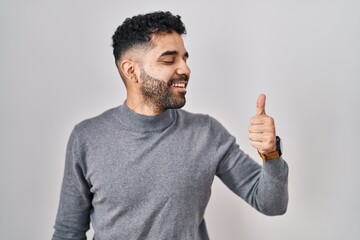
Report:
52,11,288,240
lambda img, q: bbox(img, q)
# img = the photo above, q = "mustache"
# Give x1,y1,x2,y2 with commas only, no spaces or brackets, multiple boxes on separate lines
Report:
168,74,189,84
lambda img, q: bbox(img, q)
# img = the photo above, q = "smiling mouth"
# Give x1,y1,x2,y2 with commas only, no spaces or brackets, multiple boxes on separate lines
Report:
172,82,187,88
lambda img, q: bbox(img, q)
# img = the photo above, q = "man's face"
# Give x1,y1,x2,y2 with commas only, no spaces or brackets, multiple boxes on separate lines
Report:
138,32,191,112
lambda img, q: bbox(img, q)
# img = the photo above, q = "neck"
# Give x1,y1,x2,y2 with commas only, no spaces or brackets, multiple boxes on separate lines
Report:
116,101,176,132
125,98,164,116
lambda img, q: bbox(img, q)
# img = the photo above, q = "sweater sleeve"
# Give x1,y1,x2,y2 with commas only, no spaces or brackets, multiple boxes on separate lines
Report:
212,118,289,216
52,128,93,240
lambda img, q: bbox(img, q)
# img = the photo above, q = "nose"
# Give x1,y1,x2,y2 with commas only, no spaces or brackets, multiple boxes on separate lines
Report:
176,59,191,77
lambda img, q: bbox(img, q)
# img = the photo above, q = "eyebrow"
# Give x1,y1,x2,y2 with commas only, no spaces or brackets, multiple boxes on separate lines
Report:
159,50,189,58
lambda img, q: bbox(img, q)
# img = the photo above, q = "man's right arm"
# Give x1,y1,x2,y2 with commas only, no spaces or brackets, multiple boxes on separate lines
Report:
52,128,92,240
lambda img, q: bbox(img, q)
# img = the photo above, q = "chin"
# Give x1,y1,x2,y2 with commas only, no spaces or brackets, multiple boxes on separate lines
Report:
168,98,186,109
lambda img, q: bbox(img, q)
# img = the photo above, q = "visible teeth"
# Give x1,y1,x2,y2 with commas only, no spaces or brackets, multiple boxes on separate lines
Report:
172,83,186,88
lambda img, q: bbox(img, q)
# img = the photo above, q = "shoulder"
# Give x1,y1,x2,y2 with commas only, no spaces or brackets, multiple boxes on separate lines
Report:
176,108,211,125
72,106,119,138
175,108,226,131
176,109,235,148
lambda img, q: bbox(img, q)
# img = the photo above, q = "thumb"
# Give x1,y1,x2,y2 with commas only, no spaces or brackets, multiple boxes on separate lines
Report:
256,94,266,115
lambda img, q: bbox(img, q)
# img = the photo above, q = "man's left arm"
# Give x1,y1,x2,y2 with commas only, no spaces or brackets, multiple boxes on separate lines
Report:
216,94,288,216
248,94,289,215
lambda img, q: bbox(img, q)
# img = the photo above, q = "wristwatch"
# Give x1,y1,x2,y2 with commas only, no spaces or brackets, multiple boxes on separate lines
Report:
258,136,282,161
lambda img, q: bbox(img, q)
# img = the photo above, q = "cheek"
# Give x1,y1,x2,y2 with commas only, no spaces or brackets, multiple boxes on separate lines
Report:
146,66,175,81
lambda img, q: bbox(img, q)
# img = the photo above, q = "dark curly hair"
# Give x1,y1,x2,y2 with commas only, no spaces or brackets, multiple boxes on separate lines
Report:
112,11,186,62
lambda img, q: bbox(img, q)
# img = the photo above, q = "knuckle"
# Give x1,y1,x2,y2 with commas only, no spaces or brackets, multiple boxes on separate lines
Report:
266,117,274,124
271,126,276,133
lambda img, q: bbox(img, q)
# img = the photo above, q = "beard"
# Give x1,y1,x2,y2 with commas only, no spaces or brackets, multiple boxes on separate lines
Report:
139,68,188,112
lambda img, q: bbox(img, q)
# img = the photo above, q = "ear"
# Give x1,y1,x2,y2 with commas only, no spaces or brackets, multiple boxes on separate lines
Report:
118,59,139,83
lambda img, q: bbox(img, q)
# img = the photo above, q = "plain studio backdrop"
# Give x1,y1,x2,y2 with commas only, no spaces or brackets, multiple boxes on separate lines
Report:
1,0,359,239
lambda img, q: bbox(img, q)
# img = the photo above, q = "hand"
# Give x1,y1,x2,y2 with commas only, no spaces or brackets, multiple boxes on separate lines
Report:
248,94,277,154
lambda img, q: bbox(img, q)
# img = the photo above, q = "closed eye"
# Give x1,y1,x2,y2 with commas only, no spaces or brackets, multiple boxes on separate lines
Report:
162,60,175,64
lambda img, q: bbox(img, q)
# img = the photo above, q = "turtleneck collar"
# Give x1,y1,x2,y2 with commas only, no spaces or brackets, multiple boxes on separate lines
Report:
114,102,176,132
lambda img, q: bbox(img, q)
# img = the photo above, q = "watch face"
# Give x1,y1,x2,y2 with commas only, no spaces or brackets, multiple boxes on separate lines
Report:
276,136,283,156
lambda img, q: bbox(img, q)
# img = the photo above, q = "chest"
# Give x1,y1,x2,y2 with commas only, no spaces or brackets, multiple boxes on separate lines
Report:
84,128,217,207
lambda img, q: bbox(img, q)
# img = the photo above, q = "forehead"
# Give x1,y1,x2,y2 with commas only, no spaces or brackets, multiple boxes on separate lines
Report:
147,32,187,56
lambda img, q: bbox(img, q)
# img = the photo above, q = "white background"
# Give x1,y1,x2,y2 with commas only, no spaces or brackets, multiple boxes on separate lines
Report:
1,0,359,239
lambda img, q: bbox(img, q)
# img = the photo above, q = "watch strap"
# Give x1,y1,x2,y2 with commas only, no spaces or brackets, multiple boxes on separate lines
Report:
258,150,280,161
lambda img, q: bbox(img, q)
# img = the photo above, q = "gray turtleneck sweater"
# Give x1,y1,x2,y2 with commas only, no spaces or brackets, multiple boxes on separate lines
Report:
52,104,288,240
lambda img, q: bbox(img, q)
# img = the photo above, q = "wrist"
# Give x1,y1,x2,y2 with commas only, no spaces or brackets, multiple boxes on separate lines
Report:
258,136,282,161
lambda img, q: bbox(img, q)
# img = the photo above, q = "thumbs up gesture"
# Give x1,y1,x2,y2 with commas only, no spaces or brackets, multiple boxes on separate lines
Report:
248,94,277,154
